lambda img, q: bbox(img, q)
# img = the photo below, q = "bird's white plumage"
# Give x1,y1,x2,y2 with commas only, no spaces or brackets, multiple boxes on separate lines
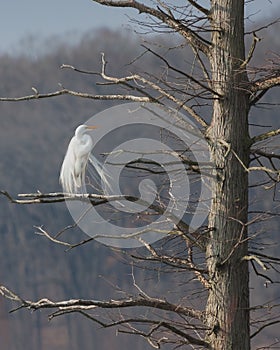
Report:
60,124,108,194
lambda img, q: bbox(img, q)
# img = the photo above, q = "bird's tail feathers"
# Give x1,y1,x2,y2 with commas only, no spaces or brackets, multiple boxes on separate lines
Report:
88,155,112,194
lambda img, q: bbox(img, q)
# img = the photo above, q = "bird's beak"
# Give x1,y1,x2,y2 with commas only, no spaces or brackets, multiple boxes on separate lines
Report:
86,125,98,130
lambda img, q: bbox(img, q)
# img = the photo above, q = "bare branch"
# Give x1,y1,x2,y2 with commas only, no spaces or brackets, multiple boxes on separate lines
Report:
0,191,168,216
0,190,67,204
161,322,209,348
250,260,274,285
91,1,211,56
242,255,268,271
249,88,269,106
0,190,140,205
245,18,280,35
0,87,151,103
251,320,280,339
251,128,280,143
137,237,210,288
61,63,157,102
0,55,208,129
250,75,280,93
99,53,208,127
34,226,72,247
2,191,210,250
71,311,210,348
0,283,209,348
193,49,211,87
249,251,280,263
240,32,261,69
217,139,280,179
187,0,209,16
0,285,204,321
141,44,222,98
62,56,208,128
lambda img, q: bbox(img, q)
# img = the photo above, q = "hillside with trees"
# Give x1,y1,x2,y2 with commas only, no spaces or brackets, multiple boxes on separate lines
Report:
0,11,280,350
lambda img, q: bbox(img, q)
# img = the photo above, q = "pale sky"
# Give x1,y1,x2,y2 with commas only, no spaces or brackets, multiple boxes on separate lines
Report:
1,0,279,55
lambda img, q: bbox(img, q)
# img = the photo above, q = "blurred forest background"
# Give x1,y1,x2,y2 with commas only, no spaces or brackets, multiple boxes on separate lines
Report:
0,24,279,349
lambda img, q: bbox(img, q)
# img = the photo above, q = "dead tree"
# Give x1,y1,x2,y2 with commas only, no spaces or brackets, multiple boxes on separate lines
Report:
1,1,280,349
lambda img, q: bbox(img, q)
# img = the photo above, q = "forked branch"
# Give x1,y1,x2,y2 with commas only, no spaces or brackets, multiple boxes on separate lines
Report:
62,54,208,127
141,45,222,98
2,191,209,249
136,237,210,288
241,32,261,69
0,284,209,348
92,0,211,56
0,285,204,320
98,53,208,127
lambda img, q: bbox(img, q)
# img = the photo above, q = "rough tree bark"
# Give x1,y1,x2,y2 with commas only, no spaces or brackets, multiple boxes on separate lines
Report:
205,1,250,348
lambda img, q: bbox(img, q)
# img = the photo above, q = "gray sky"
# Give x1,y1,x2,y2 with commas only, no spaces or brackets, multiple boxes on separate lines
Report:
1,0,279,55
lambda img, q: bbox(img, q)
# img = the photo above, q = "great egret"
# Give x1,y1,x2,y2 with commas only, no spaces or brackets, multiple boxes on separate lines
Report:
59,124,109,194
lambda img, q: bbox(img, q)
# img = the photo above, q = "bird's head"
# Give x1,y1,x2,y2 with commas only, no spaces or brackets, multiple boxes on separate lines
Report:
75,124,98,137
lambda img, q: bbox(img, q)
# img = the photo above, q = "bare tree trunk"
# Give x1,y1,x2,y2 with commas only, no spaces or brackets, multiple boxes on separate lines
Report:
206,1,250,349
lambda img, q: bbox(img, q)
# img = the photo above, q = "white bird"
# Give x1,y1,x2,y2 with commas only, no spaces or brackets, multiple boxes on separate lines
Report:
60,124,109,194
